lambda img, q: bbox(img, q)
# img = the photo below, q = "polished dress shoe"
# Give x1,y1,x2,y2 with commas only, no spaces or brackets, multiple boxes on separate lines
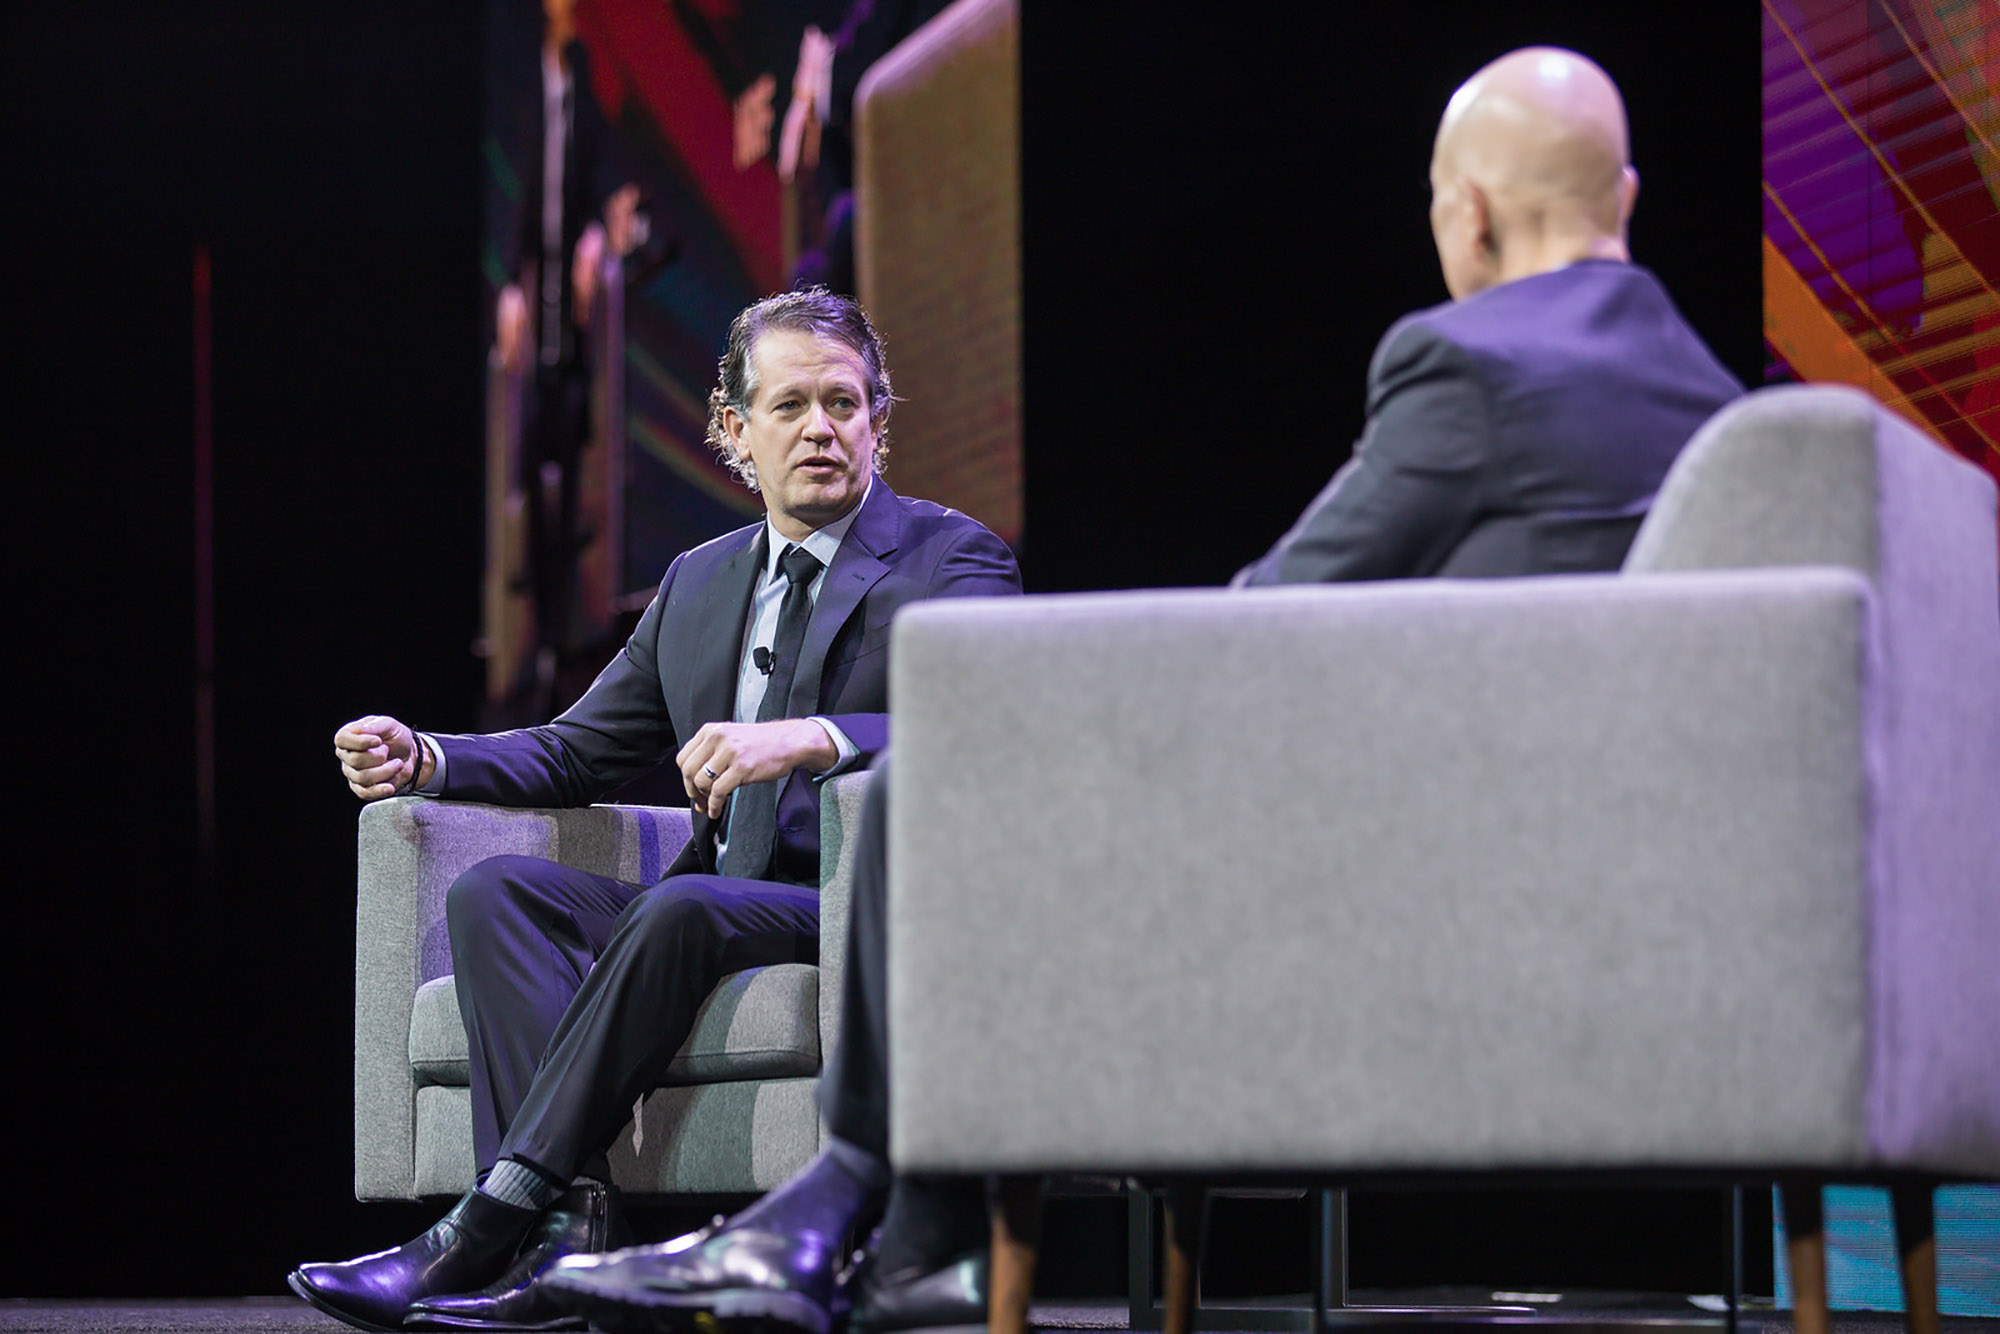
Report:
403,1182,631,1331
543,1218,844,1334
289,1189,539,1333
846,1247,988,1334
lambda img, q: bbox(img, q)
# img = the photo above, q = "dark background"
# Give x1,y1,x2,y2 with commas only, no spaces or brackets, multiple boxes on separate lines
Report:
4,0,1758,1300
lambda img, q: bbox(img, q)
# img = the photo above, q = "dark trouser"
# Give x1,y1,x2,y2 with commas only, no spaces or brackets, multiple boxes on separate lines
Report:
447,858,820,1184
817,759,893,1158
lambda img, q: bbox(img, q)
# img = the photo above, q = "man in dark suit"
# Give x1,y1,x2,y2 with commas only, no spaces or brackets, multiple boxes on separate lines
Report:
287,287,1020,1334
540,45,1747,1334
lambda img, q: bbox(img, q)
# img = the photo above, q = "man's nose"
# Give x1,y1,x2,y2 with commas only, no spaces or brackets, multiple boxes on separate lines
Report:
803,401,834,439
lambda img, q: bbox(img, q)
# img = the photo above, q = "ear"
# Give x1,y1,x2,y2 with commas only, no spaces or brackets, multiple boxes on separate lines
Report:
1618,164,1640,229
1466,180,1498,259
722,405,750,463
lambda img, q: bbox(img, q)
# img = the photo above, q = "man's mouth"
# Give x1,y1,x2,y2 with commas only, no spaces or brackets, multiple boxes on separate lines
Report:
797,455,843,474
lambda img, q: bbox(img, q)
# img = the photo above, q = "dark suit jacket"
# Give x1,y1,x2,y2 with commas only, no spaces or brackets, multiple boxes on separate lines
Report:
434,481,1021,885
1236,261,1744,585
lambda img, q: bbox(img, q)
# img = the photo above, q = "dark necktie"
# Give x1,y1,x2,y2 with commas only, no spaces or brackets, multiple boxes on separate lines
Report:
724,543,824,879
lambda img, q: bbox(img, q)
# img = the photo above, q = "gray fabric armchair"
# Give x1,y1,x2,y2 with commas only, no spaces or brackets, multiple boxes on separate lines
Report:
884,385,2000,1330
353,772,871,1201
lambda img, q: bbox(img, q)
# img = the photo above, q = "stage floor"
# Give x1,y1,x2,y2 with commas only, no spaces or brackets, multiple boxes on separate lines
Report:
0,1297,1994,1334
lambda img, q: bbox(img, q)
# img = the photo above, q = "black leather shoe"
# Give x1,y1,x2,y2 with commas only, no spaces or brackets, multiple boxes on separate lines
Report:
288,1189,541,1333
846,1247,988,1334
402,1182,632,1331
543,1218,844,1334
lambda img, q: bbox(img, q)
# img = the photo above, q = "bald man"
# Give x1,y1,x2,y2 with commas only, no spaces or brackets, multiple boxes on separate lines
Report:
1236,47,1742,586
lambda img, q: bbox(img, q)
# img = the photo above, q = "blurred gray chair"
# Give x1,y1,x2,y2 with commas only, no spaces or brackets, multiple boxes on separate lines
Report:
884,385,2000,1334
353,771,871,1201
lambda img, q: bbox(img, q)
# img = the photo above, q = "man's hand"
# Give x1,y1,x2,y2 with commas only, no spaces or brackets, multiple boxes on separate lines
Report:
676,719,836,819
336,715,427,801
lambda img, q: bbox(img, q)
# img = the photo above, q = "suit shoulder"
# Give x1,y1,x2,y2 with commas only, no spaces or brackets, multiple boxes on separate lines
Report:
1376,266,1630,384
1368,305,1480,394
1390,284,1533,358
633,519,759,607
871,486,1020,590
680,519,763,565
1376,298,1458,353
1421,261,1652,349
885,487,1007,543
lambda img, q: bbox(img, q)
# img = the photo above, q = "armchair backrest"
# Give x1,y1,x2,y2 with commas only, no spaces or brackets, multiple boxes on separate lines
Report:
1626,384,1886,577
1626,382,2000,1166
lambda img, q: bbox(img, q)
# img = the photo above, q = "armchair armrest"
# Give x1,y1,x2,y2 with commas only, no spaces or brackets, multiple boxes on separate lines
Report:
815,770,876,1083
354,797,693,1200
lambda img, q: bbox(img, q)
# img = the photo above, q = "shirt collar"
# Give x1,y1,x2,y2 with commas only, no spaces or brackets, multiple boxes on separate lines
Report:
762,476,872,580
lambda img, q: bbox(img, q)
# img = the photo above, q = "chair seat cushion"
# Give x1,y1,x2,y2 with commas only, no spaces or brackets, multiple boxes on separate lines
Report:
409,964,821,1086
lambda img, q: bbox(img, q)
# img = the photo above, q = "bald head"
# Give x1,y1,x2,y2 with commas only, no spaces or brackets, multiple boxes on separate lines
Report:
1428,48,1639,299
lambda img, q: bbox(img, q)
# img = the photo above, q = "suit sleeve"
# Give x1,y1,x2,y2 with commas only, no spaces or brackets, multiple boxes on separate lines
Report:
1234,320,1493,586
818,517,1021,764
430,559,688,807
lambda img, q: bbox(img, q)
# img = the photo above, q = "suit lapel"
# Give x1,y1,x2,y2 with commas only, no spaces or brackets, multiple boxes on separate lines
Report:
687,526,766,730
788,483,900,716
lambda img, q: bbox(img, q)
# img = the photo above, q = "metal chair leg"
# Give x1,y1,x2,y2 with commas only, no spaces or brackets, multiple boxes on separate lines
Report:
1723,1184,1742,1334
1893,1184,1940,1334
1128,1184,1156,1331
1310,1189,1347,1334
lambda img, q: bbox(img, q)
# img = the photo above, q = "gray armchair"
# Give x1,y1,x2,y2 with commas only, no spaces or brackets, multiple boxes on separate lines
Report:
353,771,871,1200
883,385,2000,1331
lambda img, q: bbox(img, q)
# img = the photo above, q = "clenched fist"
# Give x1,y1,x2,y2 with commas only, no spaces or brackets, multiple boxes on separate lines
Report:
335,715,427,801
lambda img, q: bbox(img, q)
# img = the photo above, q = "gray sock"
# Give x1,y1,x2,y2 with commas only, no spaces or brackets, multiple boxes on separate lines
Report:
478,1156,565,1211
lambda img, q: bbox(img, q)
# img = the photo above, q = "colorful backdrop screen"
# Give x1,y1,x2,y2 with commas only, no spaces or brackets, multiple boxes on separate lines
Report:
1763,0,2000,501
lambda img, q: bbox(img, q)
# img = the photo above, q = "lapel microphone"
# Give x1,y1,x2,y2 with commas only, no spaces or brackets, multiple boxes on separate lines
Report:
753,646,775,675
